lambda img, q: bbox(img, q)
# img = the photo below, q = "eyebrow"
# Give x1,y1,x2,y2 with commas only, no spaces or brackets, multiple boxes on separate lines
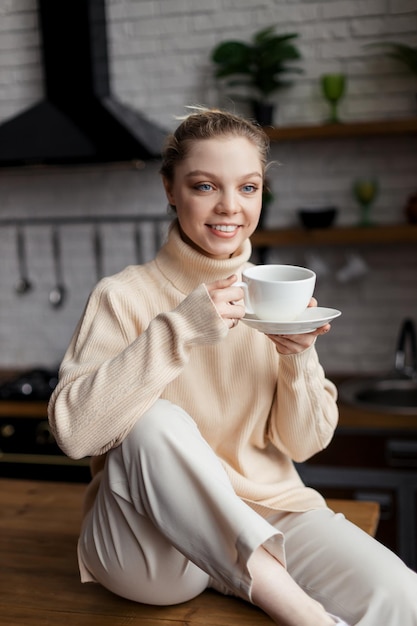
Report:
185,170,263,180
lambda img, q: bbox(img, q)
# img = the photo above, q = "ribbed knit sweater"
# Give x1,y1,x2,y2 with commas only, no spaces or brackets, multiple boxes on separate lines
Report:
48,221,338,517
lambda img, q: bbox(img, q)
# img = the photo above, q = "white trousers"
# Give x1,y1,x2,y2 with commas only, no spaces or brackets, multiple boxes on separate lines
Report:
78,400,417,625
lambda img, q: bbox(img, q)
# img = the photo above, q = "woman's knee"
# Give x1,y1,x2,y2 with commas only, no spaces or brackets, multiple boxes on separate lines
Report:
346,546,417,623
122,399,197,455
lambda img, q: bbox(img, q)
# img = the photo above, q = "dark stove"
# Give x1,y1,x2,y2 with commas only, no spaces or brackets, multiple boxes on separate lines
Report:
0,368,58,401
0,367,90,483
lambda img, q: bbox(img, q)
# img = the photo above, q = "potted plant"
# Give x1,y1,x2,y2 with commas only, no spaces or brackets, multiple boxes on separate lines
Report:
211,26,302,125
369,42,417,78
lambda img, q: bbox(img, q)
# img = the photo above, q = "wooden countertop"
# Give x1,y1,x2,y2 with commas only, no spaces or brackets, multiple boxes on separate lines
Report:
338,402,417,429
1,372,416,429
0,478,379,626
0,400,49,418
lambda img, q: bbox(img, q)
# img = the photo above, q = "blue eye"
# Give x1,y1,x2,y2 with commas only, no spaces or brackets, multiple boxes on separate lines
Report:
242,184,257,193
196,183,212,191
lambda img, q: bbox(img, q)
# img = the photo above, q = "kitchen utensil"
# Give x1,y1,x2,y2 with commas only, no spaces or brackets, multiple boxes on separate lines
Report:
14,225,33,294
93,224,104,282
49,227,66,308
241,307,341,335
234,264,316,321
336,252,369,283
304,251,331,279
154,222,164,253
134,223,145,264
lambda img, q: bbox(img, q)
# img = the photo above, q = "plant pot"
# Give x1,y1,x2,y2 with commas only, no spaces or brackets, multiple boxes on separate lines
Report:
252,102,275,126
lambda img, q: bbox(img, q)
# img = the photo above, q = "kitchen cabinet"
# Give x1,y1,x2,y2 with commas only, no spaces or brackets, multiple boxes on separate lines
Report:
0,400,90,483
297,400,417,571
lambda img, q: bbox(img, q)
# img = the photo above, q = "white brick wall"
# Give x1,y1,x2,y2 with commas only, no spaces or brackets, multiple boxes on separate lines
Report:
0,0,416,374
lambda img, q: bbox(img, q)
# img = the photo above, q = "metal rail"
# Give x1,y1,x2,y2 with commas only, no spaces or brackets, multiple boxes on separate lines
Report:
0,214,172,227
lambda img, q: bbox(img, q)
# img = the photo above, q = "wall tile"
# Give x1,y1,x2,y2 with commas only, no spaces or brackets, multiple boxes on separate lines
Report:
0,0,416,373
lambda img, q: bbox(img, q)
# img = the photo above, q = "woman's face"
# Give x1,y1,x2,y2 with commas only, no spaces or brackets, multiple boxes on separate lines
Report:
163,136,263,260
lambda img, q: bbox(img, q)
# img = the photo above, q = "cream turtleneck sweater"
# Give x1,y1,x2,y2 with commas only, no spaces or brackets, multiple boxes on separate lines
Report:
48,221,338,517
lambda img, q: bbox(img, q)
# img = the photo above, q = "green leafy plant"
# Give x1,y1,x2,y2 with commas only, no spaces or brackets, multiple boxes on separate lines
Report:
211,26,303,105
369,42,417,77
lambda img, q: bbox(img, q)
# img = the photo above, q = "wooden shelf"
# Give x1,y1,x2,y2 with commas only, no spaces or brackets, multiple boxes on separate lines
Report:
251,223,417,247
264,118,417,141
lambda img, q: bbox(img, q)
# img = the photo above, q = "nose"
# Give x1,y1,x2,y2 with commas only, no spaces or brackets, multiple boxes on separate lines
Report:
215,190,239,215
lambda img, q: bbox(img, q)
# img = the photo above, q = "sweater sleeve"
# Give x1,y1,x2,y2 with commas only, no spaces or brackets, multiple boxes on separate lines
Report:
48,282,227,459
267,343,339,463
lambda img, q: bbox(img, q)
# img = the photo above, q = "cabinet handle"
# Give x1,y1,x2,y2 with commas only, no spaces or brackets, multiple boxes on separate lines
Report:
386,440,417,468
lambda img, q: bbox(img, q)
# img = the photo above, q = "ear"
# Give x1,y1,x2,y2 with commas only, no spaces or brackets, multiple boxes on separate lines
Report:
162,177,175,206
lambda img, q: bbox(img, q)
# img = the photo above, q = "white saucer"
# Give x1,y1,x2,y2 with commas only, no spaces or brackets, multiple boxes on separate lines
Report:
241,307,341,335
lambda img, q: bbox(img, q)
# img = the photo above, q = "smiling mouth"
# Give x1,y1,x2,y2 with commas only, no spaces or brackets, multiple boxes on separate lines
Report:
208,224,240,232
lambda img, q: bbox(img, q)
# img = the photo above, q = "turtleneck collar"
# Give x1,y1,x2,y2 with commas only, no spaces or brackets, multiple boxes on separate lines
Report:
154,220,252,295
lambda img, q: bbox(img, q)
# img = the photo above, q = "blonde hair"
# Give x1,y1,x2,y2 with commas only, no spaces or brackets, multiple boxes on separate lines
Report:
160,107,270,183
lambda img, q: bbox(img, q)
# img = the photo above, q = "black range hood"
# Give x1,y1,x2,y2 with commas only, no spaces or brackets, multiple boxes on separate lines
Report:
0,0,167,167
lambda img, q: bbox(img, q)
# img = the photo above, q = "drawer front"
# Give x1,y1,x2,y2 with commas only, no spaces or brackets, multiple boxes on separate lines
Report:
309,430,417,471
0,416,59,455
0,416,90,482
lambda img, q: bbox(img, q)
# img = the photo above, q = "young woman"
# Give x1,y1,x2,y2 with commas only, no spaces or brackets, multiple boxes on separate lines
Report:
48,109,417,626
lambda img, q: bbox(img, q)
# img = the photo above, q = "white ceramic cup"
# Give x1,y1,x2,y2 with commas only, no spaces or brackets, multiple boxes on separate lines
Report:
235,264,316,321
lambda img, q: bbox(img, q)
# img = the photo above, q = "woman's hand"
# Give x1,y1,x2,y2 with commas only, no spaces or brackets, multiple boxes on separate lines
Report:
266,297,331,355
205,275,245,330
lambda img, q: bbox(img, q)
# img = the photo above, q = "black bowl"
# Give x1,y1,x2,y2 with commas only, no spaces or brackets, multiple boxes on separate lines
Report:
298,206,337,229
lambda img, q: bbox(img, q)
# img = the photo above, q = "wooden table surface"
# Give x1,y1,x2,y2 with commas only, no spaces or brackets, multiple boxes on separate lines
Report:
0,478,379,626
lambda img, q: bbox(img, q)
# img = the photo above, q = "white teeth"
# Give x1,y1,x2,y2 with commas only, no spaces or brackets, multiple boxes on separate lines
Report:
211,224,237,232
